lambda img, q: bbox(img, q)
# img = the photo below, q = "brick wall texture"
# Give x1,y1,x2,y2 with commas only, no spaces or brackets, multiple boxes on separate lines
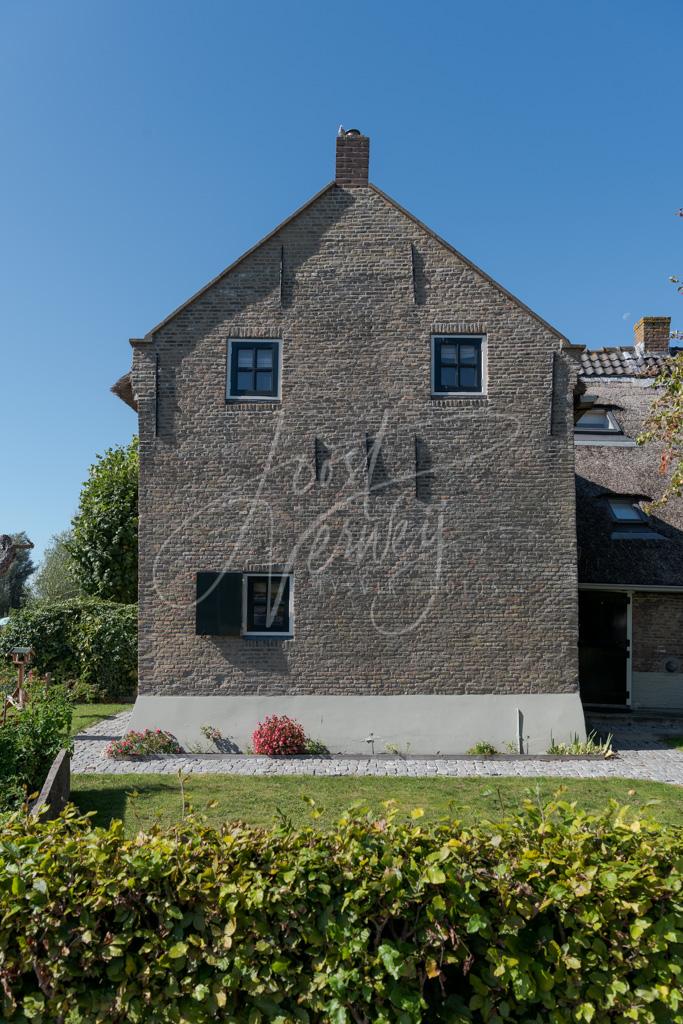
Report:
131,183,580,698
632,593,683,673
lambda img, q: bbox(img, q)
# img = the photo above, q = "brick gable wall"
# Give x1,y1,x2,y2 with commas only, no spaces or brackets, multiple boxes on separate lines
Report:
132,185,579,699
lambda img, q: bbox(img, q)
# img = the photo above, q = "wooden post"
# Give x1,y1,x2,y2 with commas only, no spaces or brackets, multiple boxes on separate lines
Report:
17,661,25,707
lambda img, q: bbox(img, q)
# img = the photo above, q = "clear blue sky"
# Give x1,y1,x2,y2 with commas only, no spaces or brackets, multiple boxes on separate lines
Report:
1,0,680,565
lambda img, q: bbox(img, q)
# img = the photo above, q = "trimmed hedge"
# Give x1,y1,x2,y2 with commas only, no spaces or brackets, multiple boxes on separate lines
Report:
0,598,136,702
0,798,682,1022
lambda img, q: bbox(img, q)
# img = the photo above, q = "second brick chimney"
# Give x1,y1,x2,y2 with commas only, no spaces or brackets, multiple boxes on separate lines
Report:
335,129,369,186
633,316,671,356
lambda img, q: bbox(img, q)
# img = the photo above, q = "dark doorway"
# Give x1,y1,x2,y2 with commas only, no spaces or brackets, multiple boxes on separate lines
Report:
578,591,629,705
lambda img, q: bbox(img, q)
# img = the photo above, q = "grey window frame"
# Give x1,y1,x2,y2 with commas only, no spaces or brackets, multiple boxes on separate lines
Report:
242,572,294,637
431,335,485,396
607,499,664,540
227,339,282,401
608,498,646,523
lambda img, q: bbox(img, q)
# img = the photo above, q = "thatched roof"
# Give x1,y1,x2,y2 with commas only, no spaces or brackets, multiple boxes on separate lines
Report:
111,372,137,411
575,358,683,587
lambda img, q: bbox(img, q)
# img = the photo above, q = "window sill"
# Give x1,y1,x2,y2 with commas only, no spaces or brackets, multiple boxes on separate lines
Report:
429,394,489,407
243,633,293,643
574,435,636,447
226,399,282,412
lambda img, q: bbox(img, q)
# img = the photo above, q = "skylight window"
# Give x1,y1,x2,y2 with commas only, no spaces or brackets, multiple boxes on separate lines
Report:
607,499,664,540
608,499,643,522
574,408,635,446
575,409,621,433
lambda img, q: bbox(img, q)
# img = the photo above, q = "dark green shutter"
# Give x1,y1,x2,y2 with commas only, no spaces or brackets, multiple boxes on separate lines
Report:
196,572,243,636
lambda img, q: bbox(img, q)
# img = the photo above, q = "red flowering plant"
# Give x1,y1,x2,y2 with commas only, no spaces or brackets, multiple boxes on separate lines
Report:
251,715,307,756
105,729,182,759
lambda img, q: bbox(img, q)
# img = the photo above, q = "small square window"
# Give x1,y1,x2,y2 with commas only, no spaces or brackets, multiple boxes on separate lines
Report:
228,340,281,400
432,336,484,395
244,574,293,636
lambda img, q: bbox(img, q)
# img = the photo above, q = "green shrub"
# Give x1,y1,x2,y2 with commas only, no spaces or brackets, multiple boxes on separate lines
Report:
0,680,72,811
0,797,681,1022
304,737,330,756
0,598,137,702
547,730,615,757
68,437,138,604
466,740,498,756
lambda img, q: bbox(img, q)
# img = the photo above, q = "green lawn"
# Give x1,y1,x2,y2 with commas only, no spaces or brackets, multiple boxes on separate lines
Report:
70,773,683,835
71,704,132,738
666,736,683,751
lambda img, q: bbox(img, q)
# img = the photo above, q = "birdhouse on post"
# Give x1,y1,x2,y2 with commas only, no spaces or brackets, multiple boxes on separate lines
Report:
10,646,33,665
2,647,34,721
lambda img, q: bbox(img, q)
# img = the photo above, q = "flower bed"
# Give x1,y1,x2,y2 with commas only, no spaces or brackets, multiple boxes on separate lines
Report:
105,728,182,759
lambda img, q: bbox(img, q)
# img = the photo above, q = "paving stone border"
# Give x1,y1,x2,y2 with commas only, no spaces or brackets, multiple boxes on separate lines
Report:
71,711,683,784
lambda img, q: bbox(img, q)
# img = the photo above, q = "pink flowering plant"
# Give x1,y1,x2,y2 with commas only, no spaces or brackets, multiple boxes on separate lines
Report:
200,724,223,745
252,715,307,756
105,728,182,759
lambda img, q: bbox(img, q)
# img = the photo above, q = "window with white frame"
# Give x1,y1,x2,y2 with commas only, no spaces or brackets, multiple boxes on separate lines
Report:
575,409,621,433
244,573,293,636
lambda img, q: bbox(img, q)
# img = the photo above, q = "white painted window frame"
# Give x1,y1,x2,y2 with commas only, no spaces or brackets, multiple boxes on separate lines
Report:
226,338,283,402
242,572,294,638
575,409,622,434
430,334,487,398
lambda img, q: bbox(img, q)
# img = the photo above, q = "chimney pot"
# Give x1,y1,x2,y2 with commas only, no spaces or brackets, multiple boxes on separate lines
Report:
335,130,369,186
633,316,671,356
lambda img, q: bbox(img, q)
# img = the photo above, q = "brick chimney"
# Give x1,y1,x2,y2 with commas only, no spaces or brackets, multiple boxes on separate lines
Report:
633,316,671,356
335,129,369,186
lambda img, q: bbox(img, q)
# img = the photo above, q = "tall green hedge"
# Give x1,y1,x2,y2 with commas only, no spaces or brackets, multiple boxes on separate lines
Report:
0,798,681,1022
0,598,136,702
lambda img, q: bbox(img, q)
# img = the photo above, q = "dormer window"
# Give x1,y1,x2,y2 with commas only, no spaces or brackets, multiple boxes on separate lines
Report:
608,498,663,540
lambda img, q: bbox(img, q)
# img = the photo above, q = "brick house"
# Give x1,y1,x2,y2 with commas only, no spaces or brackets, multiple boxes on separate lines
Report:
575,318,683,712
114,128,669,754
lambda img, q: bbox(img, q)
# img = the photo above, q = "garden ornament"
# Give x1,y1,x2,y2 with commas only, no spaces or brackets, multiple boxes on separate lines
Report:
2,647,35,723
